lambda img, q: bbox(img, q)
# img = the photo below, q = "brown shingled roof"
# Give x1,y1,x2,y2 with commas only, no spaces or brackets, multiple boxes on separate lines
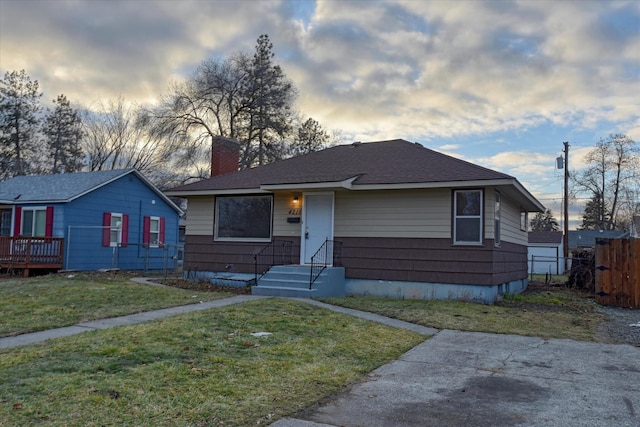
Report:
169,139,514,192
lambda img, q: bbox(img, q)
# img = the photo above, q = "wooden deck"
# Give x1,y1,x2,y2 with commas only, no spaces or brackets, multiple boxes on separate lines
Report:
0,236,64,276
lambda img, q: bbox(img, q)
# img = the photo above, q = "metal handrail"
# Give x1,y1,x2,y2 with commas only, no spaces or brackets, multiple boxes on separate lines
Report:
309,239,342,289
253,240,293,284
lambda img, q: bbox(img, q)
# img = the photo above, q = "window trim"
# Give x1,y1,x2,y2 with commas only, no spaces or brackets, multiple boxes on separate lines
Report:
21,207,47,237
110,213,123,247
520,209,528,232
103,212,129,247
453,189,484,245
149,216,160,248
214,194,273,242
494,191,501,246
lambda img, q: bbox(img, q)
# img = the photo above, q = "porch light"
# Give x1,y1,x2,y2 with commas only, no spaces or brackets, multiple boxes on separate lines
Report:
293,196,299,204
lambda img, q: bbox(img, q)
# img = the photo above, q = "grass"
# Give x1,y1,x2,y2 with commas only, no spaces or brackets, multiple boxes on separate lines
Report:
0,272,231,337
0,298,424,426
529,273,569,284
321,284,603,342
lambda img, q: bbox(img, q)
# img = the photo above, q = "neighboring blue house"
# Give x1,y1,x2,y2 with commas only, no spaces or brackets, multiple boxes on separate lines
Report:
0,169,182,273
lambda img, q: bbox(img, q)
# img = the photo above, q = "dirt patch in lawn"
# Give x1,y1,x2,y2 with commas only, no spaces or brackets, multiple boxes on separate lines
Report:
159,277,253,295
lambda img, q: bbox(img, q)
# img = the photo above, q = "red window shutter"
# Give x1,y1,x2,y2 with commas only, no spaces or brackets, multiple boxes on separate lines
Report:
45,206,54,237
14,207,22,236
143,216,150,245
121,214,129,247
102,212,111,247
159,217,166,246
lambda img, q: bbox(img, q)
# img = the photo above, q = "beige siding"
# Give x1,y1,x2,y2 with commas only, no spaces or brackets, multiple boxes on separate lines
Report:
485,188,527,245
185,196,214,236
501,199,527,245
334,188,451,238
273,192,302,237
484,190,495,239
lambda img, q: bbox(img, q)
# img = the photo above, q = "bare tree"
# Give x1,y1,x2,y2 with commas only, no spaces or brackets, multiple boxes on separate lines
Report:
0,70,43,178
151,34,297,176
82,97,174,176
149,53,252,178
572,134,639,230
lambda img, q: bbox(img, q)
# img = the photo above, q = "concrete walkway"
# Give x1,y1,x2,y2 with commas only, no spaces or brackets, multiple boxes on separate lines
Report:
0,294,266,349
2,279,639,426
0,284,436,349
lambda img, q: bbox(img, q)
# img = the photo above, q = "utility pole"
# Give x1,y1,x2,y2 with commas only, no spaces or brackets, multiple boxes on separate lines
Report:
563,142,570,263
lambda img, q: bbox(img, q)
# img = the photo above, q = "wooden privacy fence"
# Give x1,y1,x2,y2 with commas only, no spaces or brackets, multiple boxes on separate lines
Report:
595,238,640,308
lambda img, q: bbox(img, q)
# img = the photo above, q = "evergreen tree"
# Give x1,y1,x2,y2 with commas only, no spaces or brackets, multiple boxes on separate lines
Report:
289,117,329,157
0,70,42,178
530,208,560,232
244,34,296,166
579,194,611,230
42,94,84,173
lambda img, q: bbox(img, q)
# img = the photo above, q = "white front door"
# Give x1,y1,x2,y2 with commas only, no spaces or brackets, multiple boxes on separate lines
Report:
301,192,334,264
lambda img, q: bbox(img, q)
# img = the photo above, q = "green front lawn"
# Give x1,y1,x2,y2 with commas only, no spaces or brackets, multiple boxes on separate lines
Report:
0,299,424,426
0,272,231,337
321,285,603,341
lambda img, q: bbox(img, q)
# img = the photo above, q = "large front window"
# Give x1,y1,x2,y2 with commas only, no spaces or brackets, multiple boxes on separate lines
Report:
215,195,273,241
453,190,483,244
22,208,46,237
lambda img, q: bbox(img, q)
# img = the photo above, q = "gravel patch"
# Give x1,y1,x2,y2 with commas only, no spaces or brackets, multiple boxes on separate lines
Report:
596,305,640,346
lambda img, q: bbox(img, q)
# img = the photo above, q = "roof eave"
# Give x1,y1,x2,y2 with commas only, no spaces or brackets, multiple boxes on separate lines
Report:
261,176,358,191
165,188,271,197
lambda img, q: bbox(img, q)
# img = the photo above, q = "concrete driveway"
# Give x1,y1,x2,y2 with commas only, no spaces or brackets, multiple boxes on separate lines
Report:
274,330,640,427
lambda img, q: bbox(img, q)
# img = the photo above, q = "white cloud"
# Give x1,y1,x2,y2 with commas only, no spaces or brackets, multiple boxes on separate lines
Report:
0,0,637,145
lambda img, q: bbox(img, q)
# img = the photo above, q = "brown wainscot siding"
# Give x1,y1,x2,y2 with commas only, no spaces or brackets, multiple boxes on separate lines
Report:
338,237,527,287
183,235,300,274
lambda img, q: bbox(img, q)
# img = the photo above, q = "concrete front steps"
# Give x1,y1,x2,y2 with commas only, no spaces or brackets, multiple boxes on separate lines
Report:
252,265,346,298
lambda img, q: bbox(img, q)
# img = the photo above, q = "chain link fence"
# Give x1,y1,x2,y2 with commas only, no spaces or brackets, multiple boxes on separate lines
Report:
66,225,183,278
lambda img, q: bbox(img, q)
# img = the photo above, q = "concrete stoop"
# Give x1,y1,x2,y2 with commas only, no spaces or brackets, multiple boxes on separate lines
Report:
252,265,345,298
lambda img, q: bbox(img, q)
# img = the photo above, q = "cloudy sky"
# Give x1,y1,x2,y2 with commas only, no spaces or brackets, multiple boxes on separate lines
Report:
1,0,639,226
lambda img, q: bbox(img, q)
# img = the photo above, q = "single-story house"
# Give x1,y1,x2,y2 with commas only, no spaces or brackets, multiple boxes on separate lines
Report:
0,169,182,274
166,138,545,303
527,231,564,274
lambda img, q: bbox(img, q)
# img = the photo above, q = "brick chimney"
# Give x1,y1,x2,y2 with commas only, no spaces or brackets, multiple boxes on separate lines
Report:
211,136,240,177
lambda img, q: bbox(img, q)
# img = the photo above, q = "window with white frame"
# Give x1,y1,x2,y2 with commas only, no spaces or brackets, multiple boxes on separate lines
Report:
453,189,483,244
494,191,501,246
149,217,160,247
22,208,46,237
110,213,123,247
215,195,273,241
520,210,528,231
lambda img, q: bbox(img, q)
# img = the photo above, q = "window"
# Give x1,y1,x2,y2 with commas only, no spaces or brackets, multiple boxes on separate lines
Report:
1,209,13,236
520,210,528,231
453,190,483,244
215,195,272,241
143,216,165,247
102,212,129,247
110,214,122,247
20,207,53,237
494,191,501,246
